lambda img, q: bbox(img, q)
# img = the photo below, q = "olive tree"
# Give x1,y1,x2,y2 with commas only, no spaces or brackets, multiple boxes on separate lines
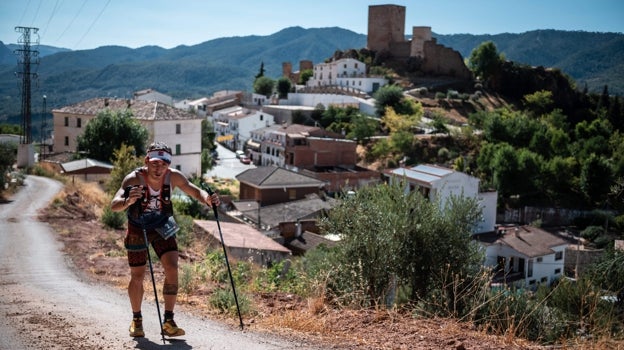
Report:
317,181,482,307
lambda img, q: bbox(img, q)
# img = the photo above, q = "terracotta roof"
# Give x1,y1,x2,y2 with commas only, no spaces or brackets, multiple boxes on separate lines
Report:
194,219,290,253
236,166,325,189
53,97,200,121
235,193,338,228
475,225,569,258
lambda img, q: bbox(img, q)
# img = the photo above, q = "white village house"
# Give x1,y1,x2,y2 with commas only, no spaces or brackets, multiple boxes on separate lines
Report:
384,164,498,234
474,225,569,290
306,58,388,94
212,106,275,152
51,97,203,176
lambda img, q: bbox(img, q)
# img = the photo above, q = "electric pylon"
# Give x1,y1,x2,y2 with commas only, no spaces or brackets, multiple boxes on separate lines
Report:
14,26,40,145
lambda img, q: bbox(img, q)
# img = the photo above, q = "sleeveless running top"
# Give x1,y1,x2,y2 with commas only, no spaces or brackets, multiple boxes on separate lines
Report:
127,167,174,229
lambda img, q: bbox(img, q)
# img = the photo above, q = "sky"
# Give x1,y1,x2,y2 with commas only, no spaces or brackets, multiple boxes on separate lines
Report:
1,0,623,51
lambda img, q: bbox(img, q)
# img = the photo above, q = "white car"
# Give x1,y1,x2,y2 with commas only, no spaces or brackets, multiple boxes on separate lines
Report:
235,150,245,159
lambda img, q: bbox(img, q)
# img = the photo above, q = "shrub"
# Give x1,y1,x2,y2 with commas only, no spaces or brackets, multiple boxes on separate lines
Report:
208,287,251,316
101,205,126,229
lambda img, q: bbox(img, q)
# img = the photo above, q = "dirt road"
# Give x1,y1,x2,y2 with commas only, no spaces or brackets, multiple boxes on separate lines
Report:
0,176,323,350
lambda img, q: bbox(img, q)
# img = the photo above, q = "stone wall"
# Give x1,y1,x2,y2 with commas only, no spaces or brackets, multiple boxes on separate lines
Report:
422,39,472,79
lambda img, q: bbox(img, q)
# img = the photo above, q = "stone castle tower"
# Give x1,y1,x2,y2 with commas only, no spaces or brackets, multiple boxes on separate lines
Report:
367,4,406,53
366,4,471,80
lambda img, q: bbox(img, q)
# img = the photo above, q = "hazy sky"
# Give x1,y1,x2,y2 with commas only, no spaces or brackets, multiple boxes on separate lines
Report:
1,0,623,50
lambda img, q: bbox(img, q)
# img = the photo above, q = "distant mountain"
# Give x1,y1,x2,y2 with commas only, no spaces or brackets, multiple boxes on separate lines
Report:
0,42,71,64
434,30,624,95
0,27,622,123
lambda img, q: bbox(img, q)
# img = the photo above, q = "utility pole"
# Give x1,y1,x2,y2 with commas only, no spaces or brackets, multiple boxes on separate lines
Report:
41,95,47,160
14,26,40,168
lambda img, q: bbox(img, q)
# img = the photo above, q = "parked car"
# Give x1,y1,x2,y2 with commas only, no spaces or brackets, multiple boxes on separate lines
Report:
239,156,251,164
235,150,245,159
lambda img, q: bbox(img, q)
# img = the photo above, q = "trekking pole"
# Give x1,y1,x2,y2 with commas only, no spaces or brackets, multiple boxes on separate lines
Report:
140,214,166,343
201,183,244,330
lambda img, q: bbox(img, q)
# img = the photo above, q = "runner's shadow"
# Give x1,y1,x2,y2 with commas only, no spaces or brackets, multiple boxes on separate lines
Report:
133,337,192,349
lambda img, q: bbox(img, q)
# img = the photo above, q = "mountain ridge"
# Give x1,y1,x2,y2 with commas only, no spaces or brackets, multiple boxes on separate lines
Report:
0,27,622,122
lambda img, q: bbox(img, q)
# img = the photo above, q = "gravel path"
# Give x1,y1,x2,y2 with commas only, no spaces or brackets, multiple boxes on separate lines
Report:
0,175,324,350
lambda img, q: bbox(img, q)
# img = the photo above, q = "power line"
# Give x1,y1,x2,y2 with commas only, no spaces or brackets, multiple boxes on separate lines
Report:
73,0,111,49
40,0,61,42
29,0,43,28
17,0,32,26
55,0,88,43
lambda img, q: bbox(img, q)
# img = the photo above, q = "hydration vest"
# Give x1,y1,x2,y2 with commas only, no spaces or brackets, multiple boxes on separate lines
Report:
127,167,174,229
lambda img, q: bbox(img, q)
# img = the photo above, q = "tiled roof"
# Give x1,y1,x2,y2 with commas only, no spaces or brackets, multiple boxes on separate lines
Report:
53,98,200,121
475,225,569,258
235,193,338,228
236,166,325,189
194,219,290,253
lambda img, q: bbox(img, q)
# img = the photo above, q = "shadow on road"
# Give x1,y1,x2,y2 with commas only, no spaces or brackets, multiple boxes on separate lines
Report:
133,337,192,349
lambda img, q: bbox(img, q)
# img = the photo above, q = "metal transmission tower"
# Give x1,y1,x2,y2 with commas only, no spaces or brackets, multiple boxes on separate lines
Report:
14,26,40,167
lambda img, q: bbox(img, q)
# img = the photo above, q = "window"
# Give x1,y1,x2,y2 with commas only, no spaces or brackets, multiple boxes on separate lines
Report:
554,251,563,260
175,165,181,171
540,277,548,283
536,257,542,262
64,136,69,146
175,144,181,155
64,117,69,127
554,268,561,274
527,259,533,278
288,189,296,200
176,124,181,134
77,118,82,128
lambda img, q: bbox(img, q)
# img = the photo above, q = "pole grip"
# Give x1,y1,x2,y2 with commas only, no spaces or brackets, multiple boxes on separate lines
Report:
201,183,219,218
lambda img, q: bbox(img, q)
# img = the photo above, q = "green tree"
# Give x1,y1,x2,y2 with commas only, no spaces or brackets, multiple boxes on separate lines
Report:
298,69,313,85
373,85,408,117
348,113,378,142
468,41,503,83
0,141,18,192
0,124,21,134
76,110,148,162
523,90,554,117
255,61,265,80
580,153,613,205
253,76,275,98
105,144,143,194
318,181,482,306
276,77,292,99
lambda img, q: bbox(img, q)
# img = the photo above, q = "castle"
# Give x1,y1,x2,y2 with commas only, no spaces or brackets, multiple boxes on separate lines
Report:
283,4,472,90
367,4,471,80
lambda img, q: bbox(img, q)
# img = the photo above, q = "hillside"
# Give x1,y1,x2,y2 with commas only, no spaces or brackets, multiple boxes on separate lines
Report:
0,27,622,124
34,175,617,350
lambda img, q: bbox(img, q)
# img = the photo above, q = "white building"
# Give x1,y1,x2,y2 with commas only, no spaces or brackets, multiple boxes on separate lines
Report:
51,98,203,177
133,88,174,106
213,106,275,151
384,164,497,234
475,225,568,290
306,58,387,94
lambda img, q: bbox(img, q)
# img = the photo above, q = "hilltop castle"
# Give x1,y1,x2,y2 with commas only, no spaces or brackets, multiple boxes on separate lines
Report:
283,4,472,91
367,4,471,80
